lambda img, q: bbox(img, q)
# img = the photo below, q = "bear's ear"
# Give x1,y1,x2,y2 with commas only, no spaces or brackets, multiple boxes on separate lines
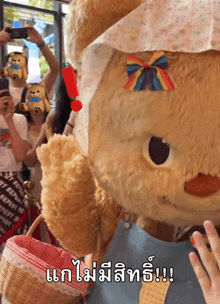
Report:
9,52,14,57
27,84,32,90
22,52,27,58
66,0,143,66
40,81,45,88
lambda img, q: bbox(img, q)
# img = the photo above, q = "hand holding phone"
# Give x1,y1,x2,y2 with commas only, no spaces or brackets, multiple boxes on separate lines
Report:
0,91,12,114
0,78,12,117
6,28,28,39
25,25,43,45
0,28,12,46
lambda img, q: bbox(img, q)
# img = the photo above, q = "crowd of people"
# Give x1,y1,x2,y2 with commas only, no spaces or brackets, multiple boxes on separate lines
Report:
0,25,75,251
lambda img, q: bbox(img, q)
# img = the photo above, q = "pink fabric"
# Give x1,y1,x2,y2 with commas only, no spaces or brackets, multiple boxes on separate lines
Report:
5,236,90,295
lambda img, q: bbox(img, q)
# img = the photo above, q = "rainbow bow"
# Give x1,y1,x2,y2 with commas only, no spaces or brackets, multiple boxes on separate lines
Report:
123,51,175,91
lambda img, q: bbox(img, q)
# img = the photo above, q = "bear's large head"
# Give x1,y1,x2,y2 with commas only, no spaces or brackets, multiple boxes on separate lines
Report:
66,0,220,227
27,82,46,100
9,52,27,69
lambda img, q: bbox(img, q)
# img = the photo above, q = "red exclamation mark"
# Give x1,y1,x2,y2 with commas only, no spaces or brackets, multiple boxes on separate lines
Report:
169,268,174,282
155,268,160,282
61,67,82,112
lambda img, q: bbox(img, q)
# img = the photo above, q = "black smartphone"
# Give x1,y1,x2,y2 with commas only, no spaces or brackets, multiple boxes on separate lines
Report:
6,28,28,39
0,79,10,98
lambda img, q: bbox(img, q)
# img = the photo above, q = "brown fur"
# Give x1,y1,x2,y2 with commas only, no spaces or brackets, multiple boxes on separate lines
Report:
38,0,220,265
0,52,27,80
38,135,118,256
65,0,144,65
19,82,51,115
88,50,220,227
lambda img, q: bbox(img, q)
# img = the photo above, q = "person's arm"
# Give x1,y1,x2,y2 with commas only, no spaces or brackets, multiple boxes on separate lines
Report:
8,121,28,162
2,95,28,162
0,27,14,47
24,123,47,167
63,123,74,135
63,111,77,135
26,26,60,97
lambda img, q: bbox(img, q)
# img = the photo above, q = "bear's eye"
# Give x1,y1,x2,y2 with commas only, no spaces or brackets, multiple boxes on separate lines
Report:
37,91,39,93
148,136,170,165
18,60,20,61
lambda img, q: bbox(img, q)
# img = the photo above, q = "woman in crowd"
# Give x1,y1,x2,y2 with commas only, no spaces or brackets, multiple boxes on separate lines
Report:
18,71,73,243
0,25,59,108
20,83,48,201
50,70,73,135
0,82,28,255
14,24,59,194
19,84,51,242
0,25,60,184
21,68,74,201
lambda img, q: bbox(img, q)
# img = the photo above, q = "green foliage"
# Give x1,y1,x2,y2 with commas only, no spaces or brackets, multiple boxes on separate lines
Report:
47,15,53,21
28,0,39,7
5,7,20,21
41,0,53,10
39,48,54,77
28,0,52,10
28,0,53,23
5,1,53,24
39,54,48,78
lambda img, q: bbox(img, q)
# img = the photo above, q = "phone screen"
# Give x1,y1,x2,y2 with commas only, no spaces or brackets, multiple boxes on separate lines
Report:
0,79,9,91
0,79,10,98
9,28,28,39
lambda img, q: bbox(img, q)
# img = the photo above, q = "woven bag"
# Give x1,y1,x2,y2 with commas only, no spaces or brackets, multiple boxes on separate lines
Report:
0,214,91,304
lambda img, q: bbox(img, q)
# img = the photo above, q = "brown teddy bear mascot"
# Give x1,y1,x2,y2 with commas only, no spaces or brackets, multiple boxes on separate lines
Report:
37,1,220,303
19,82,51,115
0,52,28,80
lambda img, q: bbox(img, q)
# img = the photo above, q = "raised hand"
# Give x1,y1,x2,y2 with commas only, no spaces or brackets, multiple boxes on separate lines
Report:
37,135,99,255
189,221,220,304
25,25,44,45
0,27,14,46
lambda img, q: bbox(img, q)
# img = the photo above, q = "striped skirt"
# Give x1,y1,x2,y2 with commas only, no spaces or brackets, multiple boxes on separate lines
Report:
0,172,28,255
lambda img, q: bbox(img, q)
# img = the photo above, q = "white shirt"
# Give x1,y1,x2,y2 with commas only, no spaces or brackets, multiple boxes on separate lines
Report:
0,114,28,172
9,86,24,107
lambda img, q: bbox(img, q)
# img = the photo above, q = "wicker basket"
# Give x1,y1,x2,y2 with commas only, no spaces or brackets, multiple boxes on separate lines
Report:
0,214,91,304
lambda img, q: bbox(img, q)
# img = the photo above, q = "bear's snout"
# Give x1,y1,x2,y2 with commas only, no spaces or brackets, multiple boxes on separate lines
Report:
31,92,39,98
184,173,220,197
12,60,18,65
